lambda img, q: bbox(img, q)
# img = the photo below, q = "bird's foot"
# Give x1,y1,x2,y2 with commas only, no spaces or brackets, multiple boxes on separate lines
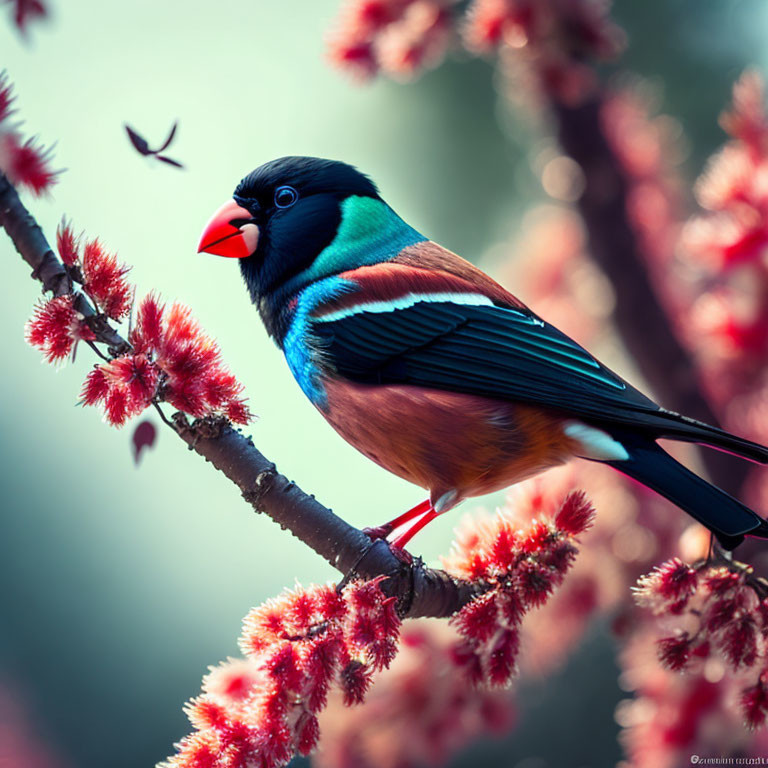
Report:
364,499,432,542
386,542,414,565
362,524,393,541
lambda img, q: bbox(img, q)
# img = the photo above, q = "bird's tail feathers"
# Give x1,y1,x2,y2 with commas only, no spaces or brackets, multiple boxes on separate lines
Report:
654,410,768,465
606,438,768,550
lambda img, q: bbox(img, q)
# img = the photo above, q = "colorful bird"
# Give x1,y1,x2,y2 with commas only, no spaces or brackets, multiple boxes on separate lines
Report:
198,156,768,551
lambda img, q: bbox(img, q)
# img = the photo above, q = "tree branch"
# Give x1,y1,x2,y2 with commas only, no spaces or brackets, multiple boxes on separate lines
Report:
0,170,480,620
553,96,748,495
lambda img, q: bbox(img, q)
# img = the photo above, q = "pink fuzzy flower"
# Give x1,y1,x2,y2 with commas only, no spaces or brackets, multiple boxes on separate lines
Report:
328,0,452,81
463,0,539,53
25,295,96,363
162,578,401,768
81,238,132,321
0,133,57,195
80,355,159,426
742,674,768,730
443,489,594,688
316,622,515,768
657,632,692,672
56,220,81,267
77,294,251,427
720,69,768,152
634,553,768,736
0,74,57,194
633,557,699,614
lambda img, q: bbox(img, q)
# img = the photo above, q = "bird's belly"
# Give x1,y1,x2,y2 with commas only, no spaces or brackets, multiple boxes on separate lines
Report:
321,379,578,500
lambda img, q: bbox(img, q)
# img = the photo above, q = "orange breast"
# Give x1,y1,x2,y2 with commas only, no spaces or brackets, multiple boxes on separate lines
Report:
321,378,579,503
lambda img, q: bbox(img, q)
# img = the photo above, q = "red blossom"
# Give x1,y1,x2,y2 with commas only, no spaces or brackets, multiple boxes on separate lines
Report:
742,675,768,730
328,0,452,81
130,293,164,354
81,366,109,405
0,76,57,194
29,218,253,429
719,614,760,669
463,0,540,53
0,133,58,195
634,552,768,745
25,295,96,363
720,69,768,152
444,489,594,688
633,557,698,613
677,70,768,408
316,622,515,768
553,488,594,535
81,354,160,426
56,220,81,267
328,0,624,87
657,633,691,672
163,579,401,768
81,238,133,320
327,37,379,79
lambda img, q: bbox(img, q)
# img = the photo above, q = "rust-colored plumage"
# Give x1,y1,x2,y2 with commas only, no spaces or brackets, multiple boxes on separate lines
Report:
323,378,579,508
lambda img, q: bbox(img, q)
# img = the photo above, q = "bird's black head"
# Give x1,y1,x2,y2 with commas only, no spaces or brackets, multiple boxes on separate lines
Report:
198,156,380,336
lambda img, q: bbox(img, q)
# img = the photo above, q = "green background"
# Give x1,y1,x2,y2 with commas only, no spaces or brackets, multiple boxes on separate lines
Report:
1,1,767,766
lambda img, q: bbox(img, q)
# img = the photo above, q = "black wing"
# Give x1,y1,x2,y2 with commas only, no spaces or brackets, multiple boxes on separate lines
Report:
312,300,768,459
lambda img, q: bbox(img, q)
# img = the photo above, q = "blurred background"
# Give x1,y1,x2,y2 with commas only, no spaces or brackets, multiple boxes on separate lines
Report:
2,1,768,766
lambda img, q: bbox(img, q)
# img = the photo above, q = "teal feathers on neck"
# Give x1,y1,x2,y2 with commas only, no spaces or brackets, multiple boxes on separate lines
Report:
282,196,426,295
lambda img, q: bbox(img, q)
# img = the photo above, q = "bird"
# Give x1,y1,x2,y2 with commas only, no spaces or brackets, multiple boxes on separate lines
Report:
197,156,768,551
124,121,184,169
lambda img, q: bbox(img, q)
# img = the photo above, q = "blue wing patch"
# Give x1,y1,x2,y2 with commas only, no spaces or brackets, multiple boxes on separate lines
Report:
282,276,354,405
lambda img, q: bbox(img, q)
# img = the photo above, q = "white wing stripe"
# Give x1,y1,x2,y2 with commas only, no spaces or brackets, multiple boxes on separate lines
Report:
315,292,498,323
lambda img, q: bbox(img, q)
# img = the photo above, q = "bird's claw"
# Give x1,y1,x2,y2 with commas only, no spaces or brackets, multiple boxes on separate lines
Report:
362,524,393,541
387,542,414,565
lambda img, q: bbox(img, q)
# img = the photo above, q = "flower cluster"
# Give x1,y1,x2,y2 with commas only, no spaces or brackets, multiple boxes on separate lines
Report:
443,489,595,687
327,0,454,81
81,295,250,426
26,222,132,362
328,0,624,98
56,222,133,320
316,621,515,768
26,221,251,427
162,578,401,768
615,625,762,768
634,556,768,729
680,71,768,407
25,295,96,363
0,73,56,194
482,0,624,106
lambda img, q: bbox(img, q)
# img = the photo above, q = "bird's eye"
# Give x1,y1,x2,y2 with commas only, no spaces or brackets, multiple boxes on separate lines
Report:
274,185,298,209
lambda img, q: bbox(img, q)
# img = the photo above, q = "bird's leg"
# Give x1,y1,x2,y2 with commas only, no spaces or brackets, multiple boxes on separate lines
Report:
389,507,439,550
362,499,431,541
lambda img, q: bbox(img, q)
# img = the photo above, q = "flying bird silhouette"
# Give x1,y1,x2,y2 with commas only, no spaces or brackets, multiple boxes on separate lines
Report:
124,121,184,169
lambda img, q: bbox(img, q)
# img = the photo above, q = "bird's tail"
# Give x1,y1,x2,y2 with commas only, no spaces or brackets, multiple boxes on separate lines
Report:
654,410,768,465
606,439,768,550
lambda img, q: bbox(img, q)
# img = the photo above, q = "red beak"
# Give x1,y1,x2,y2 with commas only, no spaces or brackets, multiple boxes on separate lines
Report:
197,200,260,258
